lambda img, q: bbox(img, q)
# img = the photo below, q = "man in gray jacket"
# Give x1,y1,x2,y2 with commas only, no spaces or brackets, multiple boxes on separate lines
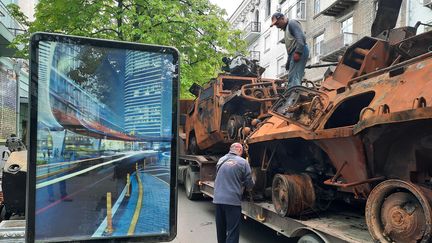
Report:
213,143,255,243
271,12,309,88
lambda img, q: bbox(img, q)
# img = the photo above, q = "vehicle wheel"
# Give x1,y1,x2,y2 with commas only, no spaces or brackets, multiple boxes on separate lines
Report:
272,173,315,217
365,179,431,243
185,166,201,200
297,233,324,243
227,115,244,140
188,134,201,155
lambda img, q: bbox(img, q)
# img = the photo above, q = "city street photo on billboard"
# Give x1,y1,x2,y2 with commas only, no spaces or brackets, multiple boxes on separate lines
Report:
27,33,178,242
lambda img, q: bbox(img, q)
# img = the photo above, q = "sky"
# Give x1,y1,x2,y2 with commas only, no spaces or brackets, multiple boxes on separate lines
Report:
209,0,243,18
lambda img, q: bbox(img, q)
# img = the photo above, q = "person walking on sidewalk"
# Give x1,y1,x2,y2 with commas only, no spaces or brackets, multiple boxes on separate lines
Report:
270,12,309,88
213,143,255,243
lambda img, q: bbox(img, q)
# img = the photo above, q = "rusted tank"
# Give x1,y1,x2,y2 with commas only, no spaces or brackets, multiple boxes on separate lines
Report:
184,57,285,154
245,1,432,242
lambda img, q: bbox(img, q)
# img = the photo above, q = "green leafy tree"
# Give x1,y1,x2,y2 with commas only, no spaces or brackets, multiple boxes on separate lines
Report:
8,0,247,98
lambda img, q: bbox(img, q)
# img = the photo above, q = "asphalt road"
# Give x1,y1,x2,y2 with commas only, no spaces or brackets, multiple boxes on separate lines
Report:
173,187,294,243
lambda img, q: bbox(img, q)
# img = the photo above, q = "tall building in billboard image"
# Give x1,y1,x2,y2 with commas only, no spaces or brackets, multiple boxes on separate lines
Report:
124,52,172,139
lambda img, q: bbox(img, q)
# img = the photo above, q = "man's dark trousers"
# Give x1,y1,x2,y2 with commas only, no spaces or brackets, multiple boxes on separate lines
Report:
215,204,241,243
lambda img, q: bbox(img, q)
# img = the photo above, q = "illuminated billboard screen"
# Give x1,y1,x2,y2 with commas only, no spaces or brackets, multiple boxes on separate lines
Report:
27,33,178,242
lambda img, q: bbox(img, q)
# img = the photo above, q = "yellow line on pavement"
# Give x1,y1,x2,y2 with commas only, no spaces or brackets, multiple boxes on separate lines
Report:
127,171,143,235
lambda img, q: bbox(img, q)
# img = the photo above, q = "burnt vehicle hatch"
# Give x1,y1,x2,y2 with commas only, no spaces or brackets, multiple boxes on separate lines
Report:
270,87,330,130
197,83,217,133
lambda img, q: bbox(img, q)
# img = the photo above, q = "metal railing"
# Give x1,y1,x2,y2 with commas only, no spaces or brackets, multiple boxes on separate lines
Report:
322,32,358,57
243,22,261,34
0,1,26,37
248,51,260,61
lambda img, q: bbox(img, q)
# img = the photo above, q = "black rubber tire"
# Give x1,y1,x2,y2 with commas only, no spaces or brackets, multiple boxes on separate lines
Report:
297,233,324,243
185,166,201,200
188,133,201,155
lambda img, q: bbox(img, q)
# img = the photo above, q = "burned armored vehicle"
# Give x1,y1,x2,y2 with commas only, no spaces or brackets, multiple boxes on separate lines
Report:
245,1,432,242
184,56,285,154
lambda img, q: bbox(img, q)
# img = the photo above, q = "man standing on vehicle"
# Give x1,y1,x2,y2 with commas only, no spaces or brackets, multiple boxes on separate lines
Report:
270,12,309,88
213,142,255,243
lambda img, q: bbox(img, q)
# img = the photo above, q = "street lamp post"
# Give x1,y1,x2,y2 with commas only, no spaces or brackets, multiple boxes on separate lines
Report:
13,59,23,138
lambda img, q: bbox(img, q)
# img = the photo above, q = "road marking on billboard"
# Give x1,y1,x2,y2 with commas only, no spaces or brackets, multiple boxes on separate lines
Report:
36,153,138,189
142,168,169,172
128,169,143,235
92,182,128,237
153,172,170,177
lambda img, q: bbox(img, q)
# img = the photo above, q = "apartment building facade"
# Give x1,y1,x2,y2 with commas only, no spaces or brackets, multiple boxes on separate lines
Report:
229,0,431,82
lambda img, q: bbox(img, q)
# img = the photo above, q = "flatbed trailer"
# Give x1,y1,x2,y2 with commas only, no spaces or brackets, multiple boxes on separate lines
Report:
178,154,373,243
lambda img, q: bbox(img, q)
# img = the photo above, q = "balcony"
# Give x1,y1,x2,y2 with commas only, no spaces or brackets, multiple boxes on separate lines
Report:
248,51,260,61
425,0,432,8
321,32,359,62
243,22,261,44
0,1,26,57
322,0,358,17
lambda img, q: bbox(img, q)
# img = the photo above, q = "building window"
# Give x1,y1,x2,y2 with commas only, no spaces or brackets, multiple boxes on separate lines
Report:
341,16,354,45
263,64,270,77
277,56,285,76
296,0,306,20
313,33,324,63
264,35,271,53
266,0,271,18
314,0,320,15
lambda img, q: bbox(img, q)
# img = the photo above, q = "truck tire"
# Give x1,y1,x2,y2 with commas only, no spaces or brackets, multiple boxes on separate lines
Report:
185,166,201,200
297,233,324,243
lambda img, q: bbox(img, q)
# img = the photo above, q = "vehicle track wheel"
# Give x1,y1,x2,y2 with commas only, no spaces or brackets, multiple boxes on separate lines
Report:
185,166,201,200
188,134,201,155
365,179,432,243
272,174,289,216
272,173,315,217
227,115,244,140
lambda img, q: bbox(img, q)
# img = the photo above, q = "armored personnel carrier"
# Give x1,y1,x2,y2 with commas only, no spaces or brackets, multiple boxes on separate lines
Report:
245,1,432,242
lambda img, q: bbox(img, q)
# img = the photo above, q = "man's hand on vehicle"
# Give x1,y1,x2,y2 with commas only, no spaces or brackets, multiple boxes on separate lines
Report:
293,52,301,62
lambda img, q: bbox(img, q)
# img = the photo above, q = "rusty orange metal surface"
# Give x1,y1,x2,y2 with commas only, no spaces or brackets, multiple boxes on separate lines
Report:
245,27,432,242
272,173,315,216
184,74,284,154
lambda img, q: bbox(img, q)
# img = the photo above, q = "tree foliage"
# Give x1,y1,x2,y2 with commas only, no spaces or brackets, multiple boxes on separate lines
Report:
8,0,247,98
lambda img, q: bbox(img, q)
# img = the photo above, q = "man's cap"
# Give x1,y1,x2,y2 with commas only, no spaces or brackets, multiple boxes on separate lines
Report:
229,143,243,155
270,12,285,27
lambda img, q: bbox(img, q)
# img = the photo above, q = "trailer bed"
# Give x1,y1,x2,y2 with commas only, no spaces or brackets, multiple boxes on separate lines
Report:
201,181,372,243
